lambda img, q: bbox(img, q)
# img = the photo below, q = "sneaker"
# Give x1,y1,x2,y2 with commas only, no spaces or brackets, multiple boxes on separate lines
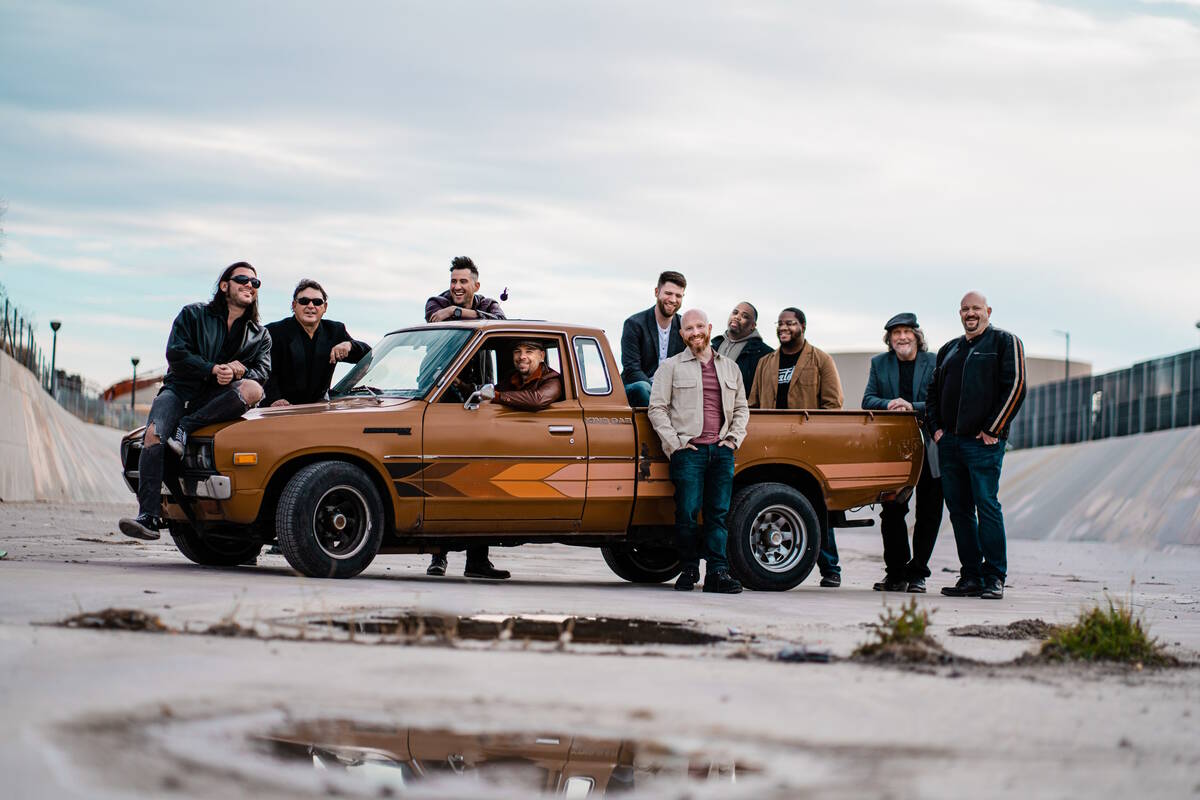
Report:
702,570,743,594
118,514,161,541
674,565,700,592
980,576,1005,599
426,554,447,576
940,576,984,597
906,577,927,593
819,573,841,588
166,427,187,458
464,560,510,580
872,577,909,592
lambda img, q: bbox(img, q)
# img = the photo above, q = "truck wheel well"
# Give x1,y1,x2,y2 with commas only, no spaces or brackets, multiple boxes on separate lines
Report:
733,464,827,523
257,454,395,537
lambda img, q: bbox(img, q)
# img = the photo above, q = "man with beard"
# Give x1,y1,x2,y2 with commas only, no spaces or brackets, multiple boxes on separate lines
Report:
425,256,506,323
862,313,943,593
118,262,272,541
927,292,1026,600
264,279,371,406
620,270,686,407
747,307,845,586
711,301,773,391
647,309,748,594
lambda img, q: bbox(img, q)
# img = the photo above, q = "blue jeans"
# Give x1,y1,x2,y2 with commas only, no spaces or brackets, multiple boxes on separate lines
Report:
819,524,840,577
938,433,1007,581
624,381,652,407
668,443,734,574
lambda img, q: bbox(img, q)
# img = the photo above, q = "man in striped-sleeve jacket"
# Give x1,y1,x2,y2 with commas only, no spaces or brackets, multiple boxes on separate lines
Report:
926,292,1026,600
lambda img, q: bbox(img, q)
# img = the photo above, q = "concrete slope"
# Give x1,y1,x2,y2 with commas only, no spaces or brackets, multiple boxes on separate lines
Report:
1001,426,1200,548
0,349,128,503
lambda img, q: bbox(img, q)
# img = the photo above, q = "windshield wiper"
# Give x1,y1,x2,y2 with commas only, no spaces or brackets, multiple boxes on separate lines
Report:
344,385,384,403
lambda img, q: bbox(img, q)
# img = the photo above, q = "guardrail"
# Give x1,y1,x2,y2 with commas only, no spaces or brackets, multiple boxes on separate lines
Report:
1008,347,1200,449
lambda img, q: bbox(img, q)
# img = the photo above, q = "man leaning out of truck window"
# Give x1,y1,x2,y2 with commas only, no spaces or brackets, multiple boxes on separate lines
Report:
647,308,748,595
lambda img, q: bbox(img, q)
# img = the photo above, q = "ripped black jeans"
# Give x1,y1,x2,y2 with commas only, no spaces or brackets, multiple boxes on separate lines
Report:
135,382,253,517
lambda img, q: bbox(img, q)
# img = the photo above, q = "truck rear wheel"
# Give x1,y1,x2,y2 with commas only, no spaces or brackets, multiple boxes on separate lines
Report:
276,462,385,579
727,482,820,591
168,521,262,567
601,545,681,584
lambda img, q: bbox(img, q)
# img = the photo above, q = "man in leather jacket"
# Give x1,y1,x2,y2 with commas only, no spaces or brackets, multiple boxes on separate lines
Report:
424,256,506,323
119,262,272,541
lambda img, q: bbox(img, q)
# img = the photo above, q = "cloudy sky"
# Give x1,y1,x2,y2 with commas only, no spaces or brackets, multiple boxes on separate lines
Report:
2,0,1199,388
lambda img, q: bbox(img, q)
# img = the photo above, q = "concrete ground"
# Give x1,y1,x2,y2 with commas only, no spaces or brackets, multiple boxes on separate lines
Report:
2,501,1198,799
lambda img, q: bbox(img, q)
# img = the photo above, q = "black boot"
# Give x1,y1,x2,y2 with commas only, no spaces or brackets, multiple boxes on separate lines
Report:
703,570,743,594
426,554,447,576
675,565,700,592
464,560,510,580
941,575,984,597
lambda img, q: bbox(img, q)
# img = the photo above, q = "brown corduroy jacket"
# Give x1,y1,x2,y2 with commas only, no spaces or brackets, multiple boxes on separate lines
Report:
747,341,844,410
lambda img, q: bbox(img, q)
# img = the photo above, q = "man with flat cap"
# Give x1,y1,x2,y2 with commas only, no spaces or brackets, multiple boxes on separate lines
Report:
426,338,564,580
862,313,943,593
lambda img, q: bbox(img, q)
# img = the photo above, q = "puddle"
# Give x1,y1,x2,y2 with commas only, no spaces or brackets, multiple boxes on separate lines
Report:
317,613,726,646
257,718,757,797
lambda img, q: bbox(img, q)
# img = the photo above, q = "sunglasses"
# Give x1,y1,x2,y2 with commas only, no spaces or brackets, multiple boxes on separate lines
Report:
229,275,261,288
295,297,325,307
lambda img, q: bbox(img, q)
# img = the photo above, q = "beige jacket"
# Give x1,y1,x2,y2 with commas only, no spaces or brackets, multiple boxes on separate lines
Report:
748,341,843,410
647,348,750,459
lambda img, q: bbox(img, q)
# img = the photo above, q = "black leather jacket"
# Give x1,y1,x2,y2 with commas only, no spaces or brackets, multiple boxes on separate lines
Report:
163,302,272,401
926,325,1026,440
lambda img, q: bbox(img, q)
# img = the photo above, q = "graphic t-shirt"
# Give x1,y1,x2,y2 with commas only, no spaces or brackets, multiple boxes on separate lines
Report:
776,350,801,409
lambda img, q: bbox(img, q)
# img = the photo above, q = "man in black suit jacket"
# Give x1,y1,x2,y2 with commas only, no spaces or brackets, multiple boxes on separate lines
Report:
264,279,371,407
862,312,943,593
620,270,686,406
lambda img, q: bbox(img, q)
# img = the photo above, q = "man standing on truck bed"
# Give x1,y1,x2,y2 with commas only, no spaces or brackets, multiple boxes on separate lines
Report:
265,279,371,406
118,262,272,541
424,256,510,579
862,313,943,593
927,292,1026,600
620,270,686,407
747,307,846,587
712,301,773,391
648,308,748,594
424,256,506,323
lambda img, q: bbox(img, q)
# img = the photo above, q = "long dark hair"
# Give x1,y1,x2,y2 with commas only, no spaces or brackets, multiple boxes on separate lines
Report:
208,261,259,323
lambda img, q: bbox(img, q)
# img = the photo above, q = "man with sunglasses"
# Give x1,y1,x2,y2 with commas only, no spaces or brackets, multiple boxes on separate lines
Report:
119,262,272,541
264,279,371,407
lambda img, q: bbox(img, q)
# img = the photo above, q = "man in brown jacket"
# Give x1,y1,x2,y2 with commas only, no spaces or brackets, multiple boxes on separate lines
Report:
484,339,564,411
747,307,846,586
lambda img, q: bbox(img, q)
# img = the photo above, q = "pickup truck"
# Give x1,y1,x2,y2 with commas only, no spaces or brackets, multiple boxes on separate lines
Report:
120,320,922,590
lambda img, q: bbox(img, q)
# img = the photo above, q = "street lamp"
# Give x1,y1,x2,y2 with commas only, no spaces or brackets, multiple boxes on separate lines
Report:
49,320,62,396
1053,329,1070,384
130,357,140,410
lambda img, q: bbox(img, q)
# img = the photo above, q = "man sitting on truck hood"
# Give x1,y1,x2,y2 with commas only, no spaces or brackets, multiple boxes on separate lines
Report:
648,308,748,594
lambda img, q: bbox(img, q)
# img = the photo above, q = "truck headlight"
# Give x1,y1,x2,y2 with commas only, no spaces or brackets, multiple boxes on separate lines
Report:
184,439,216,472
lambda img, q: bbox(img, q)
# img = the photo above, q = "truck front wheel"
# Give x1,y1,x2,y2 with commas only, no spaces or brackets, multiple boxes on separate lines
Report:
601,545,681,584
276,462,385,579
727,482,821,591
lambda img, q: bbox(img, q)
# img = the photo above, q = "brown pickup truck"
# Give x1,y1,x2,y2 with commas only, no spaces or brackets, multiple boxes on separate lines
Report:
120,321,922,590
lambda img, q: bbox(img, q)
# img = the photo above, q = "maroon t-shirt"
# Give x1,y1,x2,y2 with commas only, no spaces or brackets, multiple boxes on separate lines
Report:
690,357,724,445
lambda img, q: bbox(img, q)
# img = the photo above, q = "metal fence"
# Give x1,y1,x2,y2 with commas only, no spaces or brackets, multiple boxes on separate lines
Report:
1,286,142,430
1008,347,1200,449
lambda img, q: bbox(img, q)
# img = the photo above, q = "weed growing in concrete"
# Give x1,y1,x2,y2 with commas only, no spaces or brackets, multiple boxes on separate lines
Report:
864,597,931,647
1040,599,1173,666
852,598,956,664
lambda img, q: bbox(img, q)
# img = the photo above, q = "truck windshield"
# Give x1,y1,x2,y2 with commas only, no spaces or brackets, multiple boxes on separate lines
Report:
330,328,473,400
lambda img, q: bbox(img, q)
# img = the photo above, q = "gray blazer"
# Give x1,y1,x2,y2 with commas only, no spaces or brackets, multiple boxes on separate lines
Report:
863,350,940,478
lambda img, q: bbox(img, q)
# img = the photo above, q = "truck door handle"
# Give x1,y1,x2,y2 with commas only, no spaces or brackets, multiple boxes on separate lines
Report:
548,425,575,434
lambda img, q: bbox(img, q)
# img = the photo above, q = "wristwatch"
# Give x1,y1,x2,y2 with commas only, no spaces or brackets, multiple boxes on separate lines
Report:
452,307,463,320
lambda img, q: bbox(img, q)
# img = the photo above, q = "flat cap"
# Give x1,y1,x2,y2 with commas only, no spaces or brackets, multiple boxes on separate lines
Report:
884,312,919,330
513,338,546,351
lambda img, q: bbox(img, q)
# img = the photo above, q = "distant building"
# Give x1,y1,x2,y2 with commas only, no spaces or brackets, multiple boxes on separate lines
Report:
101,368,165,417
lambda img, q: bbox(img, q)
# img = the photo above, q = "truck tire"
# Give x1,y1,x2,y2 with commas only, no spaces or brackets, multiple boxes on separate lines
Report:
727,482,821,591
601,545,681,584
168,521,262,567
276,462,385,579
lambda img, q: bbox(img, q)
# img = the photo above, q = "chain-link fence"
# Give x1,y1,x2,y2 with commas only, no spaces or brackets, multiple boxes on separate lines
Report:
1,285,143,430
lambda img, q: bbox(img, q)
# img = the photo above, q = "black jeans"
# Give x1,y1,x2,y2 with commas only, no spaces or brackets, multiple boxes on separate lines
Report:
879,456,944,581
135,383,251,517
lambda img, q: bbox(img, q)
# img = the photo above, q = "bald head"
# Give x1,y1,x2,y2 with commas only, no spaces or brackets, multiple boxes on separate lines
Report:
681,308,709,327
959,292,992,339
679,308,713,356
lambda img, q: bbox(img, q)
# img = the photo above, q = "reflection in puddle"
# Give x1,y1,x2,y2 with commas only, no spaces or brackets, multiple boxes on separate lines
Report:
259,719,755,796
317,613,726,646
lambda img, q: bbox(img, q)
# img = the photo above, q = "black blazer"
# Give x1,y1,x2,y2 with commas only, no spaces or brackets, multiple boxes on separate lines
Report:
263,316,370,405
863,349,940,477
620,306,684,385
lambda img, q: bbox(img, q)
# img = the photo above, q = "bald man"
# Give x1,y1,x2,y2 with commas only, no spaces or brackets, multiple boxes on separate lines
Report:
926,292,1026,600
648,309,749,594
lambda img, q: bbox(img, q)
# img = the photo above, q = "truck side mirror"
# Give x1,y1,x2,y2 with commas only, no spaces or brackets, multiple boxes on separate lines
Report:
464,383,495,411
